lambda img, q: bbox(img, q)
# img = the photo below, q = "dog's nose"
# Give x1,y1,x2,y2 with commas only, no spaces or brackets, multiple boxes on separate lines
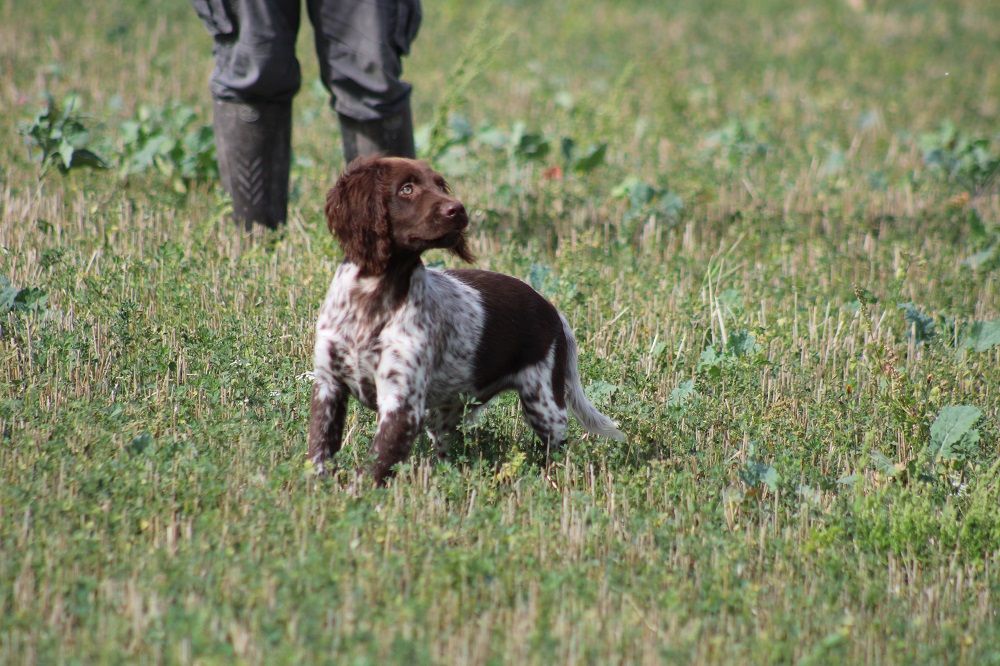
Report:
442,202,468,227
442,202,465,219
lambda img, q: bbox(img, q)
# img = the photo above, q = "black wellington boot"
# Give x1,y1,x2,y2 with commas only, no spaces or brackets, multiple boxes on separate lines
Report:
337,101,415,164
213,99,292,230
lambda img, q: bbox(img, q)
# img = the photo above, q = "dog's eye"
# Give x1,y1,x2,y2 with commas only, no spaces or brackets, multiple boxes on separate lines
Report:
399,183,414,196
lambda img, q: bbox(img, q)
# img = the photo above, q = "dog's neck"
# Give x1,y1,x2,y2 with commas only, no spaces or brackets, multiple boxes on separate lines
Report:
349,252,424,312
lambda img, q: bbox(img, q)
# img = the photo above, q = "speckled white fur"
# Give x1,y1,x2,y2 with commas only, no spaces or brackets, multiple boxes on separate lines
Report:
314,262,482,413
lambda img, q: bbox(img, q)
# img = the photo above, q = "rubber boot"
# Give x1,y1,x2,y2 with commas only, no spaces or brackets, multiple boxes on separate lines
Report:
213,99,291,230
338,101,415,164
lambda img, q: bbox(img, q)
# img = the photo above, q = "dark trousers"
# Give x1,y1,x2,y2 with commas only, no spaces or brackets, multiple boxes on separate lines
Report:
192,0,421,121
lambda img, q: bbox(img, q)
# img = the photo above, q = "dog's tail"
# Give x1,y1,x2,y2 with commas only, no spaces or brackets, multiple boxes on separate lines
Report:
561,315,626,442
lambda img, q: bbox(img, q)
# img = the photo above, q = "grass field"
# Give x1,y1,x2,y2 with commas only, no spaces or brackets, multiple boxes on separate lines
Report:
2,0,1000,662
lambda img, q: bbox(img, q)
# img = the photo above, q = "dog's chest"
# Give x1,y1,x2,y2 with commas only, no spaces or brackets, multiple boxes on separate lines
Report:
313,265,486,410
315,304,382,407
313,268,388,408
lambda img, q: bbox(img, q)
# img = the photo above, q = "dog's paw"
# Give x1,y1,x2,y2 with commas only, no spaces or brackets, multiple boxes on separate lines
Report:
305,457,335,478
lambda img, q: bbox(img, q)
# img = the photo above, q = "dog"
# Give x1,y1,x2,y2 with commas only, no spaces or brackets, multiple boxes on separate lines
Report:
308,156,624,484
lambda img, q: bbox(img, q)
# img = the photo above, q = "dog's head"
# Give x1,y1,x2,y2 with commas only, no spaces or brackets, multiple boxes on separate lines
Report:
325,156,474,275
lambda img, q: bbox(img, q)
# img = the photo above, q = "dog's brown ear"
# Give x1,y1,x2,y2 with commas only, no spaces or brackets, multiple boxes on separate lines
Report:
325,156,392,274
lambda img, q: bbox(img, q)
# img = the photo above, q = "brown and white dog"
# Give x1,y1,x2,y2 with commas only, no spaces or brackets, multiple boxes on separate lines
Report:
308,156,624,484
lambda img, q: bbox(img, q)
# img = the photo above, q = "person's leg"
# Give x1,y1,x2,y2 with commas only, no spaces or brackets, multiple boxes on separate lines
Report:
193,0,301,228
307,0,421,162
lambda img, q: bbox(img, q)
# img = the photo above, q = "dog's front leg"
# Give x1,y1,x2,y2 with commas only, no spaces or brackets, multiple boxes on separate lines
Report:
307,380,348,474
370,406,423,485
369,356,428,485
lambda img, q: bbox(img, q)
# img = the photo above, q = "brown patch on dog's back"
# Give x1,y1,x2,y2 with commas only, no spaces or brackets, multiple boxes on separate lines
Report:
447,269,564,400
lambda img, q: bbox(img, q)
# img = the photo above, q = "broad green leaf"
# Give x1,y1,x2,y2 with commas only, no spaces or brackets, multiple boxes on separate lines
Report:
0,276,18,311
929,405,982,461
58,140,76,170
870,451,907,478
571,143,607,173
586,381,619,404
475,125,507,149
739,460,779,491
447,114,473,144
718,288,743,311
62,121,91,148
836,473,861,486
961,319,1000,352
560,136,575,162
514,132,549,161
871,451,895,475
9,286,48,312
611,176,642,199
71,148,108,169
760,466,780,491
628,181,656,207
667,379,696,409
655,191,684,220
962,244,997,270
128,432,154,455
798,484,822,504
726,330,761,357
697,346,720,371
898,302,935,342
527,263,552,293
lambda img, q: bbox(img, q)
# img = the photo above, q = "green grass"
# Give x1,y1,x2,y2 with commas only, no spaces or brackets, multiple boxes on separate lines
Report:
3,0,1000,663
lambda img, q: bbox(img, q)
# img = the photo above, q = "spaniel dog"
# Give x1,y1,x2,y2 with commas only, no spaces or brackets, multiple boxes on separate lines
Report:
308,156,624,484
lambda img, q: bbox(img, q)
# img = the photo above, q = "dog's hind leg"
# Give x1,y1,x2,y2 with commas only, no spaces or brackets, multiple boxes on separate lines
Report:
517,358,569,461
513,339,569,460
425,404,464,459
520,393,568,460
426,398,488,459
